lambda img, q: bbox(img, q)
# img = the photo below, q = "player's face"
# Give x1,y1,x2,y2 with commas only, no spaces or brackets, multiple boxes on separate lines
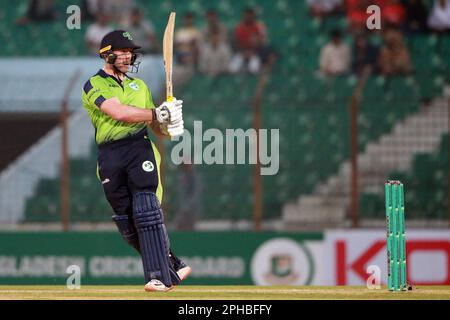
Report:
113,48,133,72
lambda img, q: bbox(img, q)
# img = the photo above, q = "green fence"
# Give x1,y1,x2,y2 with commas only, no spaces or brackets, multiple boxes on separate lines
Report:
0,231,322,285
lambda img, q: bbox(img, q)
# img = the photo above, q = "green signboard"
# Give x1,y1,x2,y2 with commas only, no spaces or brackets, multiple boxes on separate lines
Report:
0,231,322,285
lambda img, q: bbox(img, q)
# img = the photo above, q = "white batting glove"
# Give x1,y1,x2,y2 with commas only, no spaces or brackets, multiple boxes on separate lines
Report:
158,121,183,137
167,119,184,138
154,98,183,124
169,98,184,138
154,103,170,124
168,98,183,124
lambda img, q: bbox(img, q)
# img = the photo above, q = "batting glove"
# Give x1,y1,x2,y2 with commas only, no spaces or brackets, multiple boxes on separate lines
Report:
168,98,183,124
154,103,170,124
167,119,184,138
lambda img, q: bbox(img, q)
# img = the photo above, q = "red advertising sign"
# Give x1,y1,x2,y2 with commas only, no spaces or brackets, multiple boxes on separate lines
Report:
325,230,450,285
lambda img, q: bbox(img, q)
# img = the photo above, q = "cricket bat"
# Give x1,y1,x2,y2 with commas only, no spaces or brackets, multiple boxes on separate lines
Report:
163,12,176,102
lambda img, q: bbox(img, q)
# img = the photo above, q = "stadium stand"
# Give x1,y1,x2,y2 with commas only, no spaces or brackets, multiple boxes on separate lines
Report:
1,0,445,225
360,134,448,219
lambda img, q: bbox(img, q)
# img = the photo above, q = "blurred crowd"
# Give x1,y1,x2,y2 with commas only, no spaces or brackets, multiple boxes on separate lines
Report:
319,26,413,77
82,4,277,78
16,0,276,77
308,0,450,34
14,0,450,79
173,8,276,77
314,0,450,77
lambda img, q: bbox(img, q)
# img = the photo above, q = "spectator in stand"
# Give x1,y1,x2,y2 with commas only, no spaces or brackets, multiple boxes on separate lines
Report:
378,27,412,75
307,0,344,18
229,7,267,74
81,0,101,21
319,29,351,76
16,0,57,25
428,0,450,33
121,8,159,54
85,14,113,55
199,29,232,77
174,12,202,66
405,0,429,33
382,0,406,28
82,0,134,24
202,9,228,45
106,0,135,25
346,0,373,32
81,0,106,22
352,33,379,76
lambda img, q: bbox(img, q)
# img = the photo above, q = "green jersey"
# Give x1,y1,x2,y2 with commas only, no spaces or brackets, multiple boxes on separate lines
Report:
82,69,156,145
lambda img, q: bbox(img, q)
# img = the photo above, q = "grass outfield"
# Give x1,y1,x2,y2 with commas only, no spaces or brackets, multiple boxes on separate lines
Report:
0,285,449,300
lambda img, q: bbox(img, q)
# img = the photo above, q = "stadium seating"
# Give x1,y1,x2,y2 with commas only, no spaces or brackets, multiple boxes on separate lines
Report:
15,0,448,223
360,134,448,219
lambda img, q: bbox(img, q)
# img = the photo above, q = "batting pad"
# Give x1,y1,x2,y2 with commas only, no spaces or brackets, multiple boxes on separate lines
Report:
112,214,140,253
133,192,181,286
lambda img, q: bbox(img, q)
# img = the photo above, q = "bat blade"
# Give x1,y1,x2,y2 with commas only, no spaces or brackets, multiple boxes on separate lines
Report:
163,12,176,102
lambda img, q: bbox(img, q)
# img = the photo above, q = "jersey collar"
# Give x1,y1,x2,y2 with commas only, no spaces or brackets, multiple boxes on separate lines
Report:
96,69,135,87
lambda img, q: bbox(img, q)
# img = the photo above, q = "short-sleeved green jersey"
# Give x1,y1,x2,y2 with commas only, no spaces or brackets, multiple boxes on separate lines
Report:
82,69,156,145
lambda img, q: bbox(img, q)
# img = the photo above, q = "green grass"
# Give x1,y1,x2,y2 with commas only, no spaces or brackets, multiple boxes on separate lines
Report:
0,285,449,300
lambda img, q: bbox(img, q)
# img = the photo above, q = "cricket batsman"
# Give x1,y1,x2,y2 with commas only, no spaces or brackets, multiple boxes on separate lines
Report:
81,30,191,292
